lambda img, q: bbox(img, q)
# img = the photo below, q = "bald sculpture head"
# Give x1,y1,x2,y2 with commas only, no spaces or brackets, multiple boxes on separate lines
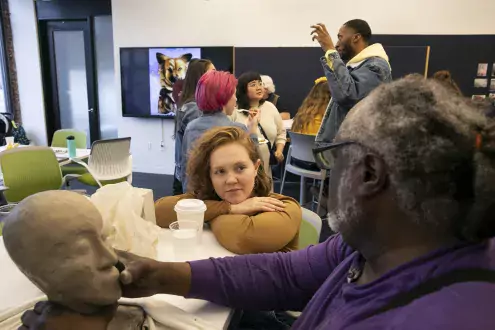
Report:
3,190,121,313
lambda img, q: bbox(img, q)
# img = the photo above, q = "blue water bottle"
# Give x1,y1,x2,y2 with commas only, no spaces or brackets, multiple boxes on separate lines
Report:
66,136,76,159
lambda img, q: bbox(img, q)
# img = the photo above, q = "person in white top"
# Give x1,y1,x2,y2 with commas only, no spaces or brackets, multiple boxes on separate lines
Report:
231,72,287,182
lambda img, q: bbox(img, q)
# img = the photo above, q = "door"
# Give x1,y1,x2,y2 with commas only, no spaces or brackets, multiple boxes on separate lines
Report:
42,20,100,147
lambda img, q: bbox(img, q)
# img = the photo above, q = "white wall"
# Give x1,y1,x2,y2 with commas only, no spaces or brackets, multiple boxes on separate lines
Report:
116,0,494,173
9,0,47,146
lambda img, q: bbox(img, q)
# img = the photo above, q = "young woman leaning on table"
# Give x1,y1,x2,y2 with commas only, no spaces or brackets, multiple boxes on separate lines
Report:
155,126,301,255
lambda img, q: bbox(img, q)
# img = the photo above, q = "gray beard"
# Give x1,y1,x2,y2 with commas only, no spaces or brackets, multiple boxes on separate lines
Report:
326,197,363,234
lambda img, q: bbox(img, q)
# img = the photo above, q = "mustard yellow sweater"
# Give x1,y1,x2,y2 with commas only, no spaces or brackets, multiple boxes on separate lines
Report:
155,193,301,255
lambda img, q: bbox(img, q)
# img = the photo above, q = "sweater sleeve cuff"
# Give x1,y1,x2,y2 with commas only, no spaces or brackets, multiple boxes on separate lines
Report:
323,50,339,71
185,259,219,299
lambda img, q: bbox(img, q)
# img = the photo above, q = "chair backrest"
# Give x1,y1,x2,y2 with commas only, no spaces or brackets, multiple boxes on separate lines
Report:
298,207,322,249
288,131,317,163
88,137,132,181
52,129,87,149
0,147,63,203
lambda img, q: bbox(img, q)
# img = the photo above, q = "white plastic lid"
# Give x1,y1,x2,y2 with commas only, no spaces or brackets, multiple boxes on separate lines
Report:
174,199,207,212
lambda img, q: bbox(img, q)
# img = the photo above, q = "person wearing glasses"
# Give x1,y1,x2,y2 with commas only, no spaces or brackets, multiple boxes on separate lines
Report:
20,77,495,330
231,72,287,182
311,19,392,145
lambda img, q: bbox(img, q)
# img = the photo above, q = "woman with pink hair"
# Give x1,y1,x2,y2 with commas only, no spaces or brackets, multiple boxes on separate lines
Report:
180,71,259,191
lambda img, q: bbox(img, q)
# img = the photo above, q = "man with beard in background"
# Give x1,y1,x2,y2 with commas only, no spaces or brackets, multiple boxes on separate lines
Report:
311,19,392,145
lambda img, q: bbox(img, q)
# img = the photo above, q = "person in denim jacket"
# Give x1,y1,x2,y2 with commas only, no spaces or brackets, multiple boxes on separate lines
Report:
311,19,392,145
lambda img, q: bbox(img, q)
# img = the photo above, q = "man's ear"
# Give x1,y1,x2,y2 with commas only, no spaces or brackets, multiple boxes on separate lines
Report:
358,154,388,197
352,34,362,44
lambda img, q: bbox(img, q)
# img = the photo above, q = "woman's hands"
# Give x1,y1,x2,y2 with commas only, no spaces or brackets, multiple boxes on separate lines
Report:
275,143,285,163
230,197,286,215
246,109,261,134
19,301,116,330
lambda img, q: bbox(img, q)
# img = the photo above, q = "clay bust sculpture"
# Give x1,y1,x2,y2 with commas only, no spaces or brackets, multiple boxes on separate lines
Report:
3,190,214,330
2,190,123,314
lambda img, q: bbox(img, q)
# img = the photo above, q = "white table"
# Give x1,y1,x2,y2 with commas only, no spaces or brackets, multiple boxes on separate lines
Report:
0,229,236,329
283,119,293,131
0,146,91,166
50,147,91,166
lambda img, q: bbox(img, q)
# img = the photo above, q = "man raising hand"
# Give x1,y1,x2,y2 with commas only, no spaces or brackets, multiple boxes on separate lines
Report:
311,20,392,145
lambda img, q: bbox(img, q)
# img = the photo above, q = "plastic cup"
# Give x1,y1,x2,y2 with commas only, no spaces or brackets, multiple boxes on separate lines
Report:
169,220,199,262
5,137,14,146
174,199,206,243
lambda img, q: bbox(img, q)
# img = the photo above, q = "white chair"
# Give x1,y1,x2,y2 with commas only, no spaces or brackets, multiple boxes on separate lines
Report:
298,207,323,249
280,132,327,214
72,137,132,188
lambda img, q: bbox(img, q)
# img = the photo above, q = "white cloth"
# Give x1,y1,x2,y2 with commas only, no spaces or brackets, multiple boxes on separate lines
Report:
120,296,218,330
0,296,46,330
91,182,160,258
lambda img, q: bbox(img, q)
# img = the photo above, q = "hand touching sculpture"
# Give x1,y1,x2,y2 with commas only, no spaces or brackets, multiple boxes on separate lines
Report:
2,190,122,314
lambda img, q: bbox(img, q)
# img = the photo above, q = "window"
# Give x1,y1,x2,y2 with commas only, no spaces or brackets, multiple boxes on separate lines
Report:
0,0,13,115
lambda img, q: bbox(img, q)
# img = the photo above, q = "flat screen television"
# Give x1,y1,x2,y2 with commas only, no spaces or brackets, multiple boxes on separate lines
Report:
120,47,234,118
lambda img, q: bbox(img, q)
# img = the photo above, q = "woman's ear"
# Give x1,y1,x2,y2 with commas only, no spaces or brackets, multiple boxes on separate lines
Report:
254,159,261,172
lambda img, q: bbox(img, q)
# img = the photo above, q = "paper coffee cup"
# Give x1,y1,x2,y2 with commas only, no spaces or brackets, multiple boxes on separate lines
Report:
174,199,207,242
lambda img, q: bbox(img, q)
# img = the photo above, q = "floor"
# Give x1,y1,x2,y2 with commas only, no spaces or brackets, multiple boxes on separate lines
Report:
70,172,334,242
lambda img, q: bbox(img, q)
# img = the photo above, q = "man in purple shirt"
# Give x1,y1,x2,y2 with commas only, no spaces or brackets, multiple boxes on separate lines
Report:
22,76,495,329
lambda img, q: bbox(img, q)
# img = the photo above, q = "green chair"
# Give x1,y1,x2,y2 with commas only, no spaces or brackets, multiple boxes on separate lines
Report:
51,129,88,176
298,208,322,249
0,147,67,203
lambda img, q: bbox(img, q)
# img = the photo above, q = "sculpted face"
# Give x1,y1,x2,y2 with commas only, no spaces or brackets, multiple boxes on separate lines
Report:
3,191,121,313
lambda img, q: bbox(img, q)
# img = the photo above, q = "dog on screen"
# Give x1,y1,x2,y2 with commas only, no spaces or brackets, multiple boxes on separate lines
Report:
156,53,192,114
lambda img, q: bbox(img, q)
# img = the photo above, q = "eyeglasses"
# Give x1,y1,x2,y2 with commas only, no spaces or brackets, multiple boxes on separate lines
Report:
248,81,264,88
312,141,357,170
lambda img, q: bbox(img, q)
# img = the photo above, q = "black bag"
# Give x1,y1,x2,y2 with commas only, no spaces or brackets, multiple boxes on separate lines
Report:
258,123,278,165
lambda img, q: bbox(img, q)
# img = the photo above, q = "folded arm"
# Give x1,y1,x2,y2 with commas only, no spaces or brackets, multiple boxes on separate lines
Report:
187,235,353,311
209,194,301,254
155,194,231,228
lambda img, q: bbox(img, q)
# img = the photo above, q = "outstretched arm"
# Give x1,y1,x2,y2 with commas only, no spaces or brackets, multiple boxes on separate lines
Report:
118,235,354,312
187,235,353,311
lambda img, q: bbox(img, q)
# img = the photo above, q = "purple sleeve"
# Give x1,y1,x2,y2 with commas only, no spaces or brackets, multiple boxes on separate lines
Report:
186,234,353,311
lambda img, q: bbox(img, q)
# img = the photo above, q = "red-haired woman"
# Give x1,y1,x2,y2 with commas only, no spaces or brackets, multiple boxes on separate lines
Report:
180,71,259,191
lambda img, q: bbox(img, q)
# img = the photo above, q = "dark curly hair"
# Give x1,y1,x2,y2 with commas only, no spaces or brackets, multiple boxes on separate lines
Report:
432,70,462,96
186,126,272,200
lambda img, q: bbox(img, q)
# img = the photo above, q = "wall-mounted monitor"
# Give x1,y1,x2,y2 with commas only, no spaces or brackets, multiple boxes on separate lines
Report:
120,46,234,118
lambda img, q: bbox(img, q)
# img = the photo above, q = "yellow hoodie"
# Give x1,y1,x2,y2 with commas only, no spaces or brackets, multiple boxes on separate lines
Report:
325,43,390,70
